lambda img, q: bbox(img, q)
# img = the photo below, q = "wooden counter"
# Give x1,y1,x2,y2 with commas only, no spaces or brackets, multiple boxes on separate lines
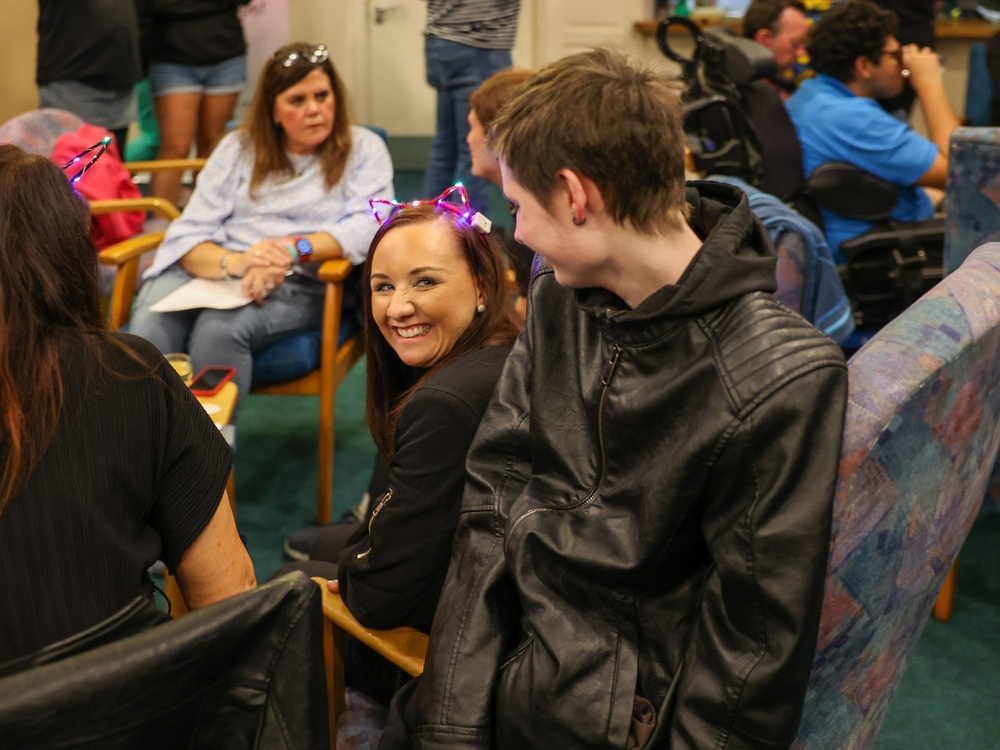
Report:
635,17,999,41
935,18,1000,40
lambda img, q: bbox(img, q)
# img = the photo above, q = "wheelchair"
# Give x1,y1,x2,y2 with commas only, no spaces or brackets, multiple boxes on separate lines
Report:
657,17,944,329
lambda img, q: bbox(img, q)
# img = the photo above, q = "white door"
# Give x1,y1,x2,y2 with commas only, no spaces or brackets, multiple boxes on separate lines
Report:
296,0,650,137
530,0,649,65
288,0,420,132
357,0,536,137
362,0,432,136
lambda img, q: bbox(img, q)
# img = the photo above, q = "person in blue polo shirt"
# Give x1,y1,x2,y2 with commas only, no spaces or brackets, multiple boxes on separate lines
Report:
786,0,958,263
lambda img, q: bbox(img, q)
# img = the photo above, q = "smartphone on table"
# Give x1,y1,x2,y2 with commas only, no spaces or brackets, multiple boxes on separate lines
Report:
188,366,236,397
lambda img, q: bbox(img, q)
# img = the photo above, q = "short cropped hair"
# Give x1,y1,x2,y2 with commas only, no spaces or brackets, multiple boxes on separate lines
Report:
470,68,533,129
489,48,689,235
742,0,807,40
806,0,898,83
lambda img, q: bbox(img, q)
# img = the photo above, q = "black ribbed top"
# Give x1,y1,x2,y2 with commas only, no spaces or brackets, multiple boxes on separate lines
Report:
0,332,232,664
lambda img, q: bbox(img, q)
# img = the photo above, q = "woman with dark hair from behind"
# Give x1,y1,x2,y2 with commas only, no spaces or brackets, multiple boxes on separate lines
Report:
276,197,518,707
0,145,255,667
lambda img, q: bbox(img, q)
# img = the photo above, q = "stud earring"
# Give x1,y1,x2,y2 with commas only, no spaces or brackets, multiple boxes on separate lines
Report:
476,303,486,314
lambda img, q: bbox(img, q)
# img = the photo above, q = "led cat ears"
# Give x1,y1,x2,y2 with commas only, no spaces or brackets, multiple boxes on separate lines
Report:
61,136,112,186
369,184,493,234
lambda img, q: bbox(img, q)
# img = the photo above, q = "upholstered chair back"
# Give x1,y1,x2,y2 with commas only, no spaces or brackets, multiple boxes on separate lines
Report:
794,242,1000,748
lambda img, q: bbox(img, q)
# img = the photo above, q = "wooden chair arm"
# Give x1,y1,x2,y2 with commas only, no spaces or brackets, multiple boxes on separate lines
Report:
99,232,165,331
317,258,354,284
317,581,428,676
124,158,208,174
314,579,427,749
90,197,182,221
98,232,166,266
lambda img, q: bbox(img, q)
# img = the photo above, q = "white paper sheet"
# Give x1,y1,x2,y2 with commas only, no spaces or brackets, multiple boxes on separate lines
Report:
149,278,252,313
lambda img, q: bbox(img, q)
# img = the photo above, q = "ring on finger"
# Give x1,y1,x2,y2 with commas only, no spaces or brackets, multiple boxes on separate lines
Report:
264,281,275,292
254,249,261,257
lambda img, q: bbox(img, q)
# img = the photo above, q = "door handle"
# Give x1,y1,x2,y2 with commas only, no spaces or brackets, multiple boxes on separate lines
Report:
374,3,400,24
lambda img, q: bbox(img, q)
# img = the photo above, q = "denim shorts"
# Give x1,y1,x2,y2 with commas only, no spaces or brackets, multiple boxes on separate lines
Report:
149,55,247,97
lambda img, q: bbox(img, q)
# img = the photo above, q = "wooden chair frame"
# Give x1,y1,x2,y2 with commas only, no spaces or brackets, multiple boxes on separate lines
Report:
99,232,363,525
314,579,428,748
124,158,207,174
97,157,362,523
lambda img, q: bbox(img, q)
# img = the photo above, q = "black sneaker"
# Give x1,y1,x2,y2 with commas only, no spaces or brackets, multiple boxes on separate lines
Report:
283,526,322,561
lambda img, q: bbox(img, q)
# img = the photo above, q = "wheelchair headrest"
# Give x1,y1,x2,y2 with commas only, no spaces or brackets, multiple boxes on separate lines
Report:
806,162,898,222
657,18,777,89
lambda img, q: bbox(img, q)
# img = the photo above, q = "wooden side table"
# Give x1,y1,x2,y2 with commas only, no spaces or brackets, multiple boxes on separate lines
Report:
196,380,238,427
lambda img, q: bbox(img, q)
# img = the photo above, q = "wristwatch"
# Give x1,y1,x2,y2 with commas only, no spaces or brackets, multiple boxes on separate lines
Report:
293,236,313,263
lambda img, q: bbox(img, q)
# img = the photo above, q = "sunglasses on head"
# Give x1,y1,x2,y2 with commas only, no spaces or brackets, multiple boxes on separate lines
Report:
60,136,112,186
369,184,493,234
277,44,329,68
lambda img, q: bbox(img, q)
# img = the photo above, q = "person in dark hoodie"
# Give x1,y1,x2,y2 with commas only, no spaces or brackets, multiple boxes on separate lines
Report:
380,48,848,750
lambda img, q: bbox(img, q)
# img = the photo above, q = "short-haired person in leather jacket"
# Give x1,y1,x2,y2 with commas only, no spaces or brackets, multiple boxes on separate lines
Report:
379,48,849,750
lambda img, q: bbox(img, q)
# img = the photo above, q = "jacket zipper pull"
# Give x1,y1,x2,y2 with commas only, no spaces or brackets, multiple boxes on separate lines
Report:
356,487,394,559
601,344,622,386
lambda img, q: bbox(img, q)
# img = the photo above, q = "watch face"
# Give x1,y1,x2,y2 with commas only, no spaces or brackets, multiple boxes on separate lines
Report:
295,237,313,257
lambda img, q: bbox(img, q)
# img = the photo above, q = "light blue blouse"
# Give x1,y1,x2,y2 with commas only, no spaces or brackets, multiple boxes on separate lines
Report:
144,125,394,278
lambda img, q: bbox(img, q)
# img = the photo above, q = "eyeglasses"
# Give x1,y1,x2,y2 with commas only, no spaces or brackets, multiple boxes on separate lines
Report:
881,48,904,65
369,184,493,234
278,44,329,68
60,136,112,186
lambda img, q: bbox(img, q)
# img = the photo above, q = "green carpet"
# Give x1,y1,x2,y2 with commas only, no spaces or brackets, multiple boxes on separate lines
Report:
235,361,375,582
874,510,1000,749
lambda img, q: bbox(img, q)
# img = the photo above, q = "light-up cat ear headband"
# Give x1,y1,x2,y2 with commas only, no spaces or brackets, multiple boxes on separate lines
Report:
369,183,493,234
61,136,113,186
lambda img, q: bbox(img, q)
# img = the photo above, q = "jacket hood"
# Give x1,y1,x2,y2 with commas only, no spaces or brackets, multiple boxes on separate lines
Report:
576,181,777,331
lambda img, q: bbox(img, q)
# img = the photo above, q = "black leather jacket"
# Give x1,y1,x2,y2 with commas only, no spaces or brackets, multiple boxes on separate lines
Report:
399,182,848,749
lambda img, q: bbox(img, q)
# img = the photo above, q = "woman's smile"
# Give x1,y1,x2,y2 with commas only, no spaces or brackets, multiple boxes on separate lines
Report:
395,324,432,339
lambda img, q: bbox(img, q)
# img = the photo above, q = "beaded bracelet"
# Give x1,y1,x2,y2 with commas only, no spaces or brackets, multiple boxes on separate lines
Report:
220,250,237,279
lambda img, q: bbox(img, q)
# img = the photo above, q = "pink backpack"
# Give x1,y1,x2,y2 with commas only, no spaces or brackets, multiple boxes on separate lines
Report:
50,124,145,250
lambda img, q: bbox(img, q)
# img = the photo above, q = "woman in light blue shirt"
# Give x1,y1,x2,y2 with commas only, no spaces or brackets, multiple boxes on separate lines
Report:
131,43,394,418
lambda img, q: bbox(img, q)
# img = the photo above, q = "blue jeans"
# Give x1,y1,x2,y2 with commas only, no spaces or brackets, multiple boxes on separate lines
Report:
129,266,325,421
423,36,512,214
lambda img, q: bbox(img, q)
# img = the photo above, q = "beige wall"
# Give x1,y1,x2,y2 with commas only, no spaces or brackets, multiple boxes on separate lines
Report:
0,1,976,137
0,0,39,123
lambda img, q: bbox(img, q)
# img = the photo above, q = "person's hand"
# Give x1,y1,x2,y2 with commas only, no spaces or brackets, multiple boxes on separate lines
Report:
902,44,943,88
241,265,286,304
229,239,295,277
326,578,341,595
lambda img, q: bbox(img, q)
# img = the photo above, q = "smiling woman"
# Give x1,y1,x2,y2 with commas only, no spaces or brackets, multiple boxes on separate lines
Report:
275,198,519,707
